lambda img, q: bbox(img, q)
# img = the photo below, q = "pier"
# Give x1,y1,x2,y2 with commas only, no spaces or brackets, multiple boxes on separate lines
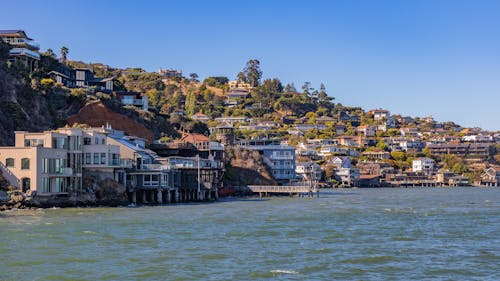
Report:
248,185,319,198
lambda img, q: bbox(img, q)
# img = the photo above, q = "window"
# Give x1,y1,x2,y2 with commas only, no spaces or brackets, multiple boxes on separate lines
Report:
101,153,106,164
85,153,91,165
83,137,91,145
5,158,14,167
143,174,159,186
93,153,99,164
95,138,99,145
101,138,105,145
21,158,30,170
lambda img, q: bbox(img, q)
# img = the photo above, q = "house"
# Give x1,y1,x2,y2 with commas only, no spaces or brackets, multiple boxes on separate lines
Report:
209,123,235,146
158,68,182,78
0,30,40,71
0,128,127,194
356,125,376,137
49,65,114,92
335,124,346,135
412,157,435,175
426,143,493,157
328,156,351,169
335,136,362,147
293,124,327,131
295,162,322,181
226,89,250,100
362,151,390,160
105,129,180,202
191,112,210,122
368,109,390,121
319,145,340,156
179,133,210,151
243,144,296,183
400,127,420,137
358,175,381,187
335,168,359,187
117,92,149,111
214,116,251,125
228,80,252,91
478,166,500,186
315,116,336,124
75,68,114,92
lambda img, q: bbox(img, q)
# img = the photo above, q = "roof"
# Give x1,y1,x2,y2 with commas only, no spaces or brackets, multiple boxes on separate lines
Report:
0,30,31,39
192,112,208,117
180,133,209,143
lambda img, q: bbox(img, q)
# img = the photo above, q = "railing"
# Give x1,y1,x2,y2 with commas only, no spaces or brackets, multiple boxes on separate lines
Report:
9,48,40,60
209,142,225,150
0,161,20,188
142,164,171,171
119,159,134,168
248,185,318,193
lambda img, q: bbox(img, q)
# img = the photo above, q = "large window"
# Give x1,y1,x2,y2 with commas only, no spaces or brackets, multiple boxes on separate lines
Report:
93,153,99,164
21,158,30,170
83,137,91,145
85,153,91,165
5,158,14,167
100,153,106,165
143,174,159,186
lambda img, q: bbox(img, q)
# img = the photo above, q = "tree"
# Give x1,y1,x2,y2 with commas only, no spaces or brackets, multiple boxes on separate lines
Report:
185,90,196,116
60,46,69,64
284,83,297,93
302,82,312,96
189,73,199,82
240,59,262,87
43,49,56,58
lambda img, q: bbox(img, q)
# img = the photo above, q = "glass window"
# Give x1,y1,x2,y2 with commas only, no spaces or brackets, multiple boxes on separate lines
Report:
5,158,14,167
85,153,91,164
83,137,91,145
21,158,30,170
101,153,106,164
93,153,99,164
95,138,99,144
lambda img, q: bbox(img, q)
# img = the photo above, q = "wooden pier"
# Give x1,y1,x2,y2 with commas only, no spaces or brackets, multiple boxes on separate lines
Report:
248,185,319,198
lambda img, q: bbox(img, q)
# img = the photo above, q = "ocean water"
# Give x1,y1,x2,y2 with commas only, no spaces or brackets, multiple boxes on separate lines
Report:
1,187,499,281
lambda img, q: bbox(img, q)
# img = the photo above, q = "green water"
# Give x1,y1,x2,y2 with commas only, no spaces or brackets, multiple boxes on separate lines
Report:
1,187,499,280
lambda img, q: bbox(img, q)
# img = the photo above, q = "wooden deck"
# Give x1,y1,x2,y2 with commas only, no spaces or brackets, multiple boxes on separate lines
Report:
248,185,319,197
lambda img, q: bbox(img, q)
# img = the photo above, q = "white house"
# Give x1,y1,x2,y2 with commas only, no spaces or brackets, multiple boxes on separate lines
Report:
412,157,435,175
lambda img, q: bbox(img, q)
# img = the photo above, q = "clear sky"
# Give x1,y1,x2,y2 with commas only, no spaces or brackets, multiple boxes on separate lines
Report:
2,0,499,130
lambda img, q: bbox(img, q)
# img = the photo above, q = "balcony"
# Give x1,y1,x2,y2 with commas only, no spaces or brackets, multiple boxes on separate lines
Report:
209,142,225,151
269,154,294,160
142,164,171,171
9,48,40,60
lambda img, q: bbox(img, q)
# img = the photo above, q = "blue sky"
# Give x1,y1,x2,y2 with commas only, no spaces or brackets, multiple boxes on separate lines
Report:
2,0,499,130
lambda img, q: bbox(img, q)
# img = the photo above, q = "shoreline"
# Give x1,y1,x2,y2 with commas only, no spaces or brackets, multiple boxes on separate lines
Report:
1,185,497,211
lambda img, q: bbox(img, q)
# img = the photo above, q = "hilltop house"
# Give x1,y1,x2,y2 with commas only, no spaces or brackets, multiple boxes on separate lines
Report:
0,30,40,71
369,109,390,121
50,66,114,92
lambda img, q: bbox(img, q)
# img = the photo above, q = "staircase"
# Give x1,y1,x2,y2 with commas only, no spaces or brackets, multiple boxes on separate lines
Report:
0,161,20,189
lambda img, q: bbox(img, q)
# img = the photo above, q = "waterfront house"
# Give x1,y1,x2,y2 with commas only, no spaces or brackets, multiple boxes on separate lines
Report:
242,144,296,183
0,127,127,194
295,162,323,181
478,166,500,186
334,168,359,187
412,157,435,176
0,30,40,71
